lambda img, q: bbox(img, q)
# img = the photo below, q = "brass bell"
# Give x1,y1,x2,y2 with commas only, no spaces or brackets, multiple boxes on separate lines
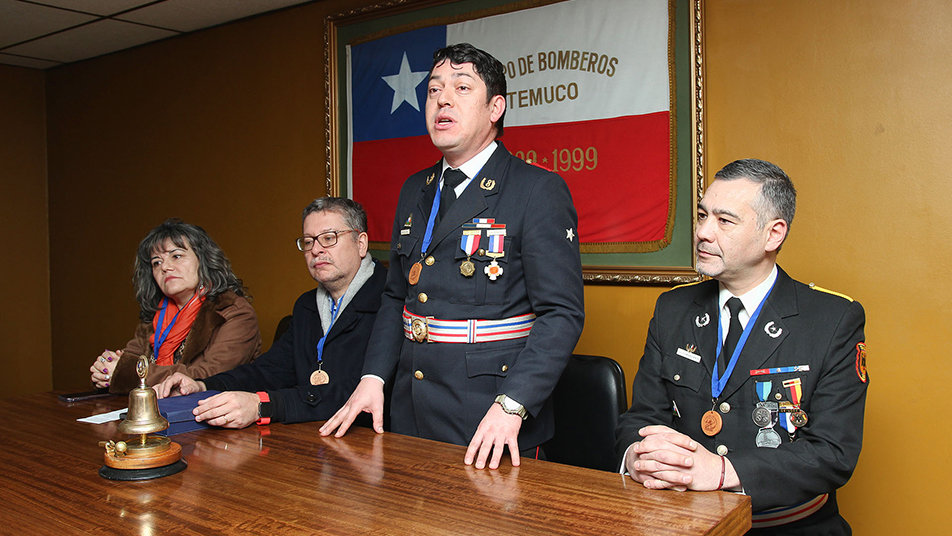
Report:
117,360,169,436
98,356,185,480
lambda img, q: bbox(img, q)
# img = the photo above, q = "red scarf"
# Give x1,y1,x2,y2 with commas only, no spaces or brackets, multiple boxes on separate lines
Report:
150,292,205,366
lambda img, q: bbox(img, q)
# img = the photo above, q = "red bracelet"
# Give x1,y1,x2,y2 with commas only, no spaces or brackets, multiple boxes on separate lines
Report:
718,455,726,490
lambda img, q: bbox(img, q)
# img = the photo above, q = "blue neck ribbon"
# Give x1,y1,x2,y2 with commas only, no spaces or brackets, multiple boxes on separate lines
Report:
153,292,200,358
711,282,776,399
316,295,344,365
420,180,443,256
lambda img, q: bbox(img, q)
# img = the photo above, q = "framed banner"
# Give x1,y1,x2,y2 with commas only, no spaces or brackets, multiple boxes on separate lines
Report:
326,0,705,284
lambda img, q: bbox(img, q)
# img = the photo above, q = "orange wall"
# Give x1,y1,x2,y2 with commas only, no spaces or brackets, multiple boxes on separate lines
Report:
25,0,952,532
45,0,380,390
0,64,51,397
696,2,952,533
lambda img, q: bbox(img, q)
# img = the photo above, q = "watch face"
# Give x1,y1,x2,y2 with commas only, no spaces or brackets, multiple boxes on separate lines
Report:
260,402,273,418
503,398,519,412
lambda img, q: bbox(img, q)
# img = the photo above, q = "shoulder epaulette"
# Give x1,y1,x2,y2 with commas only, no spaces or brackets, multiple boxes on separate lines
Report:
808,283,853,302
672,280,705,291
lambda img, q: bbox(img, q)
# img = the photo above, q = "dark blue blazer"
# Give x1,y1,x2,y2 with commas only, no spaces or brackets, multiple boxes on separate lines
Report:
203,260,387,425
616,267,868,518
362,143,585,448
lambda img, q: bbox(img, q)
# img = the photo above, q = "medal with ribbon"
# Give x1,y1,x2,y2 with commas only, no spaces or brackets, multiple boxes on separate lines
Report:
484,227,506,281
752,381,773,427
782,377,808,426
459,230,481,277
703,282,776,437
752,377,781,448
411,175,447,286
311,295,344,386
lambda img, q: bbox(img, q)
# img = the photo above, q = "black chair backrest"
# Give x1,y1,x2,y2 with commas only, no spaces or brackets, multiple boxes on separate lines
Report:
542,354,627,472
272,315,293,350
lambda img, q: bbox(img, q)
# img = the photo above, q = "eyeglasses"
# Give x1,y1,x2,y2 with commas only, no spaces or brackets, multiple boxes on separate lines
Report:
296,230,356,251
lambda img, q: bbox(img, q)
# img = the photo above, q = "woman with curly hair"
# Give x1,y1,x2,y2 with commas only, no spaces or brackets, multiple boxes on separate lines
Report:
89,219,261,393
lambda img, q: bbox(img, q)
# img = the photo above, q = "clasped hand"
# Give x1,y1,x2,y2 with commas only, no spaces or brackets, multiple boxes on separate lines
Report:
89,349,122,389
624,425,735,492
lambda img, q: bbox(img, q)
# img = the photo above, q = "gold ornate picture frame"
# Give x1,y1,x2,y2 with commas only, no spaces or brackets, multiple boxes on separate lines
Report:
325,0,705,284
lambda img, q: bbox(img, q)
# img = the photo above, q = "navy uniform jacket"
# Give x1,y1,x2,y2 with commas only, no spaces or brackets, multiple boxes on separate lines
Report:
616,267,868,517
203,261,387,425
362,143,585,448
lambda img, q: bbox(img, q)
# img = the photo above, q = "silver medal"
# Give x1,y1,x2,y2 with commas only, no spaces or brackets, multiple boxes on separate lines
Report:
752,403,772,428
755,427,782,448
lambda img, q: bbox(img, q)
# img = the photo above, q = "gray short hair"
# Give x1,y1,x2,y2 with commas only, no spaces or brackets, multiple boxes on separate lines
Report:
301,197,368,234
134,219,247,321
714,159,796,232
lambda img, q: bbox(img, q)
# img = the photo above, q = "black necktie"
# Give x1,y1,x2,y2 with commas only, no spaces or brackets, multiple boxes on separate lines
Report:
438,168,467,221
720,297,745,375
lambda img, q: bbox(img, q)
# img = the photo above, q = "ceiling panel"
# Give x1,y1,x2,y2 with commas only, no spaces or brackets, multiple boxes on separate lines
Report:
116,0,310,32
0,52,62,69
4,18,178,64
0,0,97,48
0,0,314,69
32,0,159,16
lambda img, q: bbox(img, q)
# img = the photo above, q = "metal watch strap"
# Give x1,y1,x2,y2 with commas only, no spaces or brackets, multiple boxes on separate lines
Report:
494,394,528,420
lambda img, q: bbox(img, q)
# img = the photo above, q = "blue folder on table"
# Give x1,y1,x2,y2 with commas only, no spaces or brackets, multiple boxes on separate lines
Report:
136,390,221,436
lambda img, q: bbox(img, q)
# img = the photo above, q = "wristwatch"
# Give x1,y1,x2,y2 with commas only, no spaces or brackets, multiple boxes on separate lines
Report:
256,391,273,426
494,394,528,420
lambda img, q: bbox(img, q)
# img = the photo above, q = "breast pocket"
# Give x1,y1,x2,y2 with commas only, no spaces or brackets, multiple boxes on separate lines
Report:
457,235,516,306
661,354,706,394
395,235,419,273
754,372,813,408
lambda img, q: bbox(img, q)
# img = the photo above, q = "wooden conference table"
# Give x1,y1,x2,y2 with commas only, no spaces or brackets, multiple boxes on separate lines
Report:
1,393,750,535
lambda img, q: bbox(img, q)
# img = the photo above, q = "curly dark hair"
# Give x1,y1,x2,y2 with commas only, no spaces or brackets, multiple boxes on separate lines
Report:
133,219,248,321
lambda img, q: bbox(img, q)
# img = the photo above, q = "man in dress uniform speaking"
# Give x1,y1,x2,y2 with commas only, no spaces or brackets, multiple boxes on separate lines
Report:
321,43,585,470
615,159,868,534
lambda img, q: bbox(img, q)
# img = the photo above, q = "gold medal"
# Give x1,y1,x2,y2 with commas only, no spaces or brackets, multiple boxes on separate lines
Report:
701,410,722,436
310,369,329,386
790,409,808,427
408,262,422,285
460,259,475,277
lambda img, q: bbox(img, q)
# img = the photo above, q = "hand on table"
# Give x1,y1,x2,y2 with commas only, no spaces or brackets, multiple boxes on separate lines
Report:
153,372,205,399
193,391,259,429
320,377,385,437
464,402,523,470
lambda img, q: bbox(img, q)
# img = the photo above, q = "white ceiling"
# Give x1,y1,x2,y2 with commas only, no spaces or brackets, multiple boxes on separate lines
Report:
0,0,313,70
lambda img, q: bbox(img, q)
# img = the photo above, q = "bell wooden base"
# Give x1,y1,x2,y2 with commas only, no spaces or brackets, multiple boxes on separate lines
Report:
103,437,182,470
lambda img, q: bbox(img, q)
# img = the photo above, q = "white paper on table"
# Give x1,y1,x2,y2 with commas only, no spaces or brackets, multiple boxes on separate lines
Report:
77,408,127,424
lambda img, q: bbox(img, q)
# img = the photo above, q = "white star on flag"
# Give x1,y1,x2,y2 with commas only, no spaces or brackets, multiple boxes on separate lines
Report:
381,52,428,113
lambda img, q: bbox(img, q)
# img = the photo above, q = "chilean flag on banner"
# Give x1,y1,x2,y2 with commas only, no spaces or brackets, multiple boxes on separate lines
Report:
348,0,672,251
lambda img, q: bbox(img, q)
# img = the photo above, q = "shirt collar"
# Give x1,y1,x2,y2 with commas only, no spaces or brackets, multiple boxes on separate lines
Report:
441,140,497,189
718,264,778,317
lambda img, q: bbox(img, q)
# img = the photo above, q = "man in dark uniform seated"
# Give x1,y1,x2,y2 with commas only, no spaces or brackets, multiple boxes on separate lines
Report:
154,197,387,429
615,159,868,535
321,43,585,470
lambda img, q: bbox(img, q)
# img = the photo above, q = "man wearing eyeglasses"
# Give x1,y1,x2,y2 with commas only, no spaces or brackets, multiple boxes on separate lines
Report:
153,197,388,430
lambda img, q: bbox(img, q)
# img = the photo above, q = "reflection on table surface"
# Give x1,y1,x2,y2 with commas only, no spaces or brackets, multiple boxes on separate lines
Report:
0,392,750,535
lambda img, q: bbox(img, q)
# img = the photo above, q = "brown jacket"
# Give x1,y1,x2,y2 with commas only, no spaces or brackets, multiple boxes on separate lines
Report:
109,290,262,393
